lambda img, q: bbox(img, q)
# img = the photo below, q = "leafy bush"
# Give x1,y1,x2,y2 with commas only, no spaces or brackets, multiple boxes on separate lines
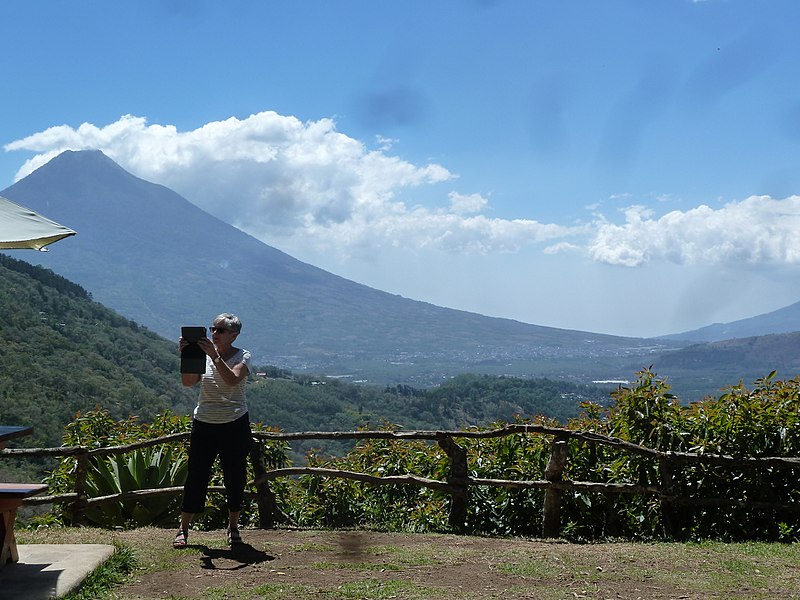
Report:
82,446,187,527
562,369,800,541
282,425,451,532
31,369,800,542
41,408,291,530
42,409,191,527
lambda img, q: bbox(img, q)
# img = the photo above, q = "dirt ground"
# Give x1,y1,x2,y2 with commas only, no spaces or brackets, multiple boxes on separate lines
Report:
105,527,800,600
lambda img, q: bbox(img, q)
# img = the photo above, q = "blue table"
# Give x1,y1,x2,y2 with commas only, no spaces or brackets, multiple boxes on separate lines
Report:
0,425,42,567
0,427,33,448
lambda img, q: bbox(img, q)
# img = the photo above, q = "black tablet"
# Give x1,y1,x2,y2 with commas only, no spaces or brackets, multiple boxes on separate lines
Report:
180,326,207,374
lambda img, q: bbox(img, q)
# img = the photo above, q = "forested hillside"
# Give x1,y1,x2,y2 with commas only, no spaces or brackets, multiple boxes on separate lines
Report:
0,255,609,453
247,372,606,432
0,254,197,448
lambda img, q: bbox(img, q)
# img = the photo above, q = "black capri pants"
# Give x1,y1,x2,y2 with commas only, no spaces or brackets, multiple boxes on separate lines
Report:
181,413,252,514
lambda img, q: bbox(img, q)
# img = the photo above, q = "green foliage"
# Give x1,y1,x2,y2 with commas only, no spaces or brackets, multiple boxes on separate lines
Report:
82,446,187,528
605,367,684,449
24,368,800,542
418,374,601,425
671,371,800,541
558,368,800,541
43,409,192,528
245,372,608,453
5,252,800,541
0,254,196,461
461,418,554,536
280,417,559,537
273,369,800,542
285,426,450,532
40,408,292,531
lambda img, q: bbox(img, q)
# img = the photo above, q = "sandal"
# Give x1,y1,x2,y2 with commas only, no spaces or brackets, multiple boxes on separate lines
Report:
227,527,242,546
172,528,188,549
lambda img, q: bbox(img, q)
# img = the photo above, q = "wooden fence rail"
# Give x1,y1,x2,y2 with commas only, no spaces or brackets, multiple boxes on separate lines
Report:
4,424,800,538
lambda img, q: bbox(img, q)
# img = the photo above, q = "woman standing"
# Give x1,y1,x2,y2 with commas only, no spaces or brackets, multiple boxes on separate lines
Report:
173,313,251,549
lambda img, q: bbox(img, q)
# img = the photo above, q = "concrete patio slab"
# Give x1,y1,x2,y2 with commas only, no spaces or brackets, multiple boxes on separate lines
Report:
0,544,115,599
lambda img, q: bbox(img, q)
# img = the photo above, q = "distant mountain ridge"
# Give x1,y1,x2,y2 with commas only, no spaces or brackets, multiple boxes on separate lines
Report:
661,302,800,343
1,150,678,385
640,331,800,401
659,332,800,372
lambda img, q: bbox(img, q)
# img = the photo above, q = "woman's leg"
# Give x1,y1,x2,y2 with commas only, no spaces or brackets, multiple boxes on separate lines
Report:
218,414,252,519
181,419,220,514
179,511,193,531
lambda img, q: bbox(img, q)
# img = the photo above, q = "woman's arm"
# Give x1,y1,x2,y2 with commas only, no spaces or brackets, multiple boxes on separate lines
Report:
195,338,249,386
214,358,249,386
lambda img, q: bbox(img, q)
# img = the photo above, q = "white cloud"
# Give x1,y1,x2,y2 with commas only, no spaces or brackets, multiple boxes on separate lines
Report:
448,191,487,215
303,209,577,258
543,241,581,255
589,196,800,267
5,112,579,258
7,113,800,273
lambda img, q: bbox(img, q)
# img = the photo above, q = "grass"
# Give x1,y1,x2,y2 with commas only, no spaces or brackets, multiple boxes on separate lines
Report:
123,577,451,600
248,580,447,600
494,540,796,600
17,527,800,599
312,560,405,571
61,544,136,600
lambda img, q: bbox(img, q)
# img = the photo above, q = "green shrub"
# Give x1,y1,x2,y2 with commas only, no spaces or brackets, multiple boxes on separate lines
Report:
33,370,800,541
82,446,187,528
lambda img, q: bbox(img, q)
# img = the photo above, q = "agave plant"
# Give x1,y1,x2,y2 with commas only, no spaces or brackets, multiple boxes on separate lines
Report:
83,445,188,528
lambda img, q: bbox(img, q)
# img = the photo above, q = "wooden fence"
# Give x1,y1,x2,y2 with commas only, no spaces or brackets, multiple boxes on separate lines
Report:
4,423,800,538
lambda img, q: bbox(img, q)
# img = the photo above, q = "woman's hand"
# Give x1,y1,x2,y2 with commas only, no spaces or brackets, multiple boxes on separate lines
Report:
196,337,218,358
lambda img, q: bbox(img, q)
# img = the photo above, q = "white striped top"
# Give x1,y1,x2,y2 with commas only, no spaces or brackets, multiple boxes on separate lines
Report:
193,348,251,424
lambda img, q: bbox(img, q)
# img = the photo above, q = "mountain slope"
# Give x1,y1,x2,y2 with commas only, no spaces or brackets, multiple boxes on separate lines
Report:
651,332,800,399
661,302,800,343
1,150,676,382
659,332,800,372
0,255,610,461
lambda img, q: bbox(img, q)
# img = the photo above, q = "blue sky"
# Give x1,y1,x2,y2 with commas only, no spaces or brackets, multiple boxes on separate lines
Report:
3,0,800,338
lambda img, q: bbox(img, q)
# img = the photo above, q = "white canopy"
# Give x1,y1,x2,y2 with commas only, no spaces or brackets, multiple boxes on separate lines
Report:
0,195,76,251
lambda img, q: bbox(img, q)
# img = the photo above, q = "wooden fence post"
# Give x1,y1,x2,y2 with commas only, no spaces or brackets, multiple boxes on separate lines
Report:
70,449,90,526
249,438,276,529
437,435,468,532
542,436,568,538
659,456,681,540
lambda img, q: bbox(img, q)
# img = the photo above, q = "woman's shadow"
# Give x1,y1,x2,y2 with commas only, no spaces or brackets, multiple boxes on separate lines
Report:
190,543,275,571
